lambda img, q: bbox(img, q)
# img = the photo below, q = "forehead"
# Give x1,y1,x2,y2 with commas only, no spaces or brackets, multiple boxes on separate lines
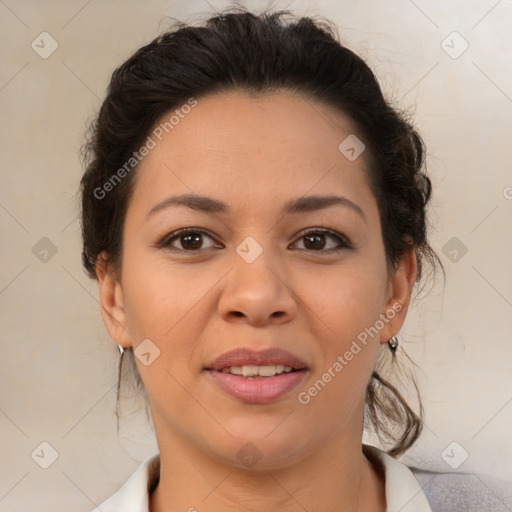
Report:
127,90,377,221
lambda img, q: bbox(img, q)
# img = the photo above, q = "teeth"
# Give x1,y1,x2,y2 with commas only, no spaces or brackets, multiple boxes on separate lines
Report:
221,365,294,377
242,365,260,377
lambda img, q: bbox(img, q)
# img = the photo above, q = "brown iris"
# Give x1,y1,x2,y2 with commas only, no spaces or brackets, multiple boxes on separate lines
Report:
303,233,326,250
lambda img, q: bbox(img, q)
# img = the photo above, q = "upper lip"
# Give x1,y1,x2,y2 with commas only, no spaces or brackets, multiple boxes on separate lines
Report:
207,348,308,371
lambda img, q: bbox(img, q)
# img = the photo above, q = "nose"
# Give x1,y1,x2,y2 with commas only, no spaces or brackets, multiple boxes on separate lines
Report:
218,247,297,326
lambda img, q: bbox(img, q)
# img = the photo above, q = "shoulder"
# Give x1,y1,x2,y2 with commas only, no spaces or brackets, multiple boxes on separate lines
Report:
363,444,433,512
364,444,512,511
410,467,512,512
90,453,160,512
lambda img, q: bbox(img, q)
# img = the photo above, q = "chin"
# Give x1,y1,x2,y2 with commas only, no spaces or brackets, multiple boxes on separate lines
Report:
204,426,314,472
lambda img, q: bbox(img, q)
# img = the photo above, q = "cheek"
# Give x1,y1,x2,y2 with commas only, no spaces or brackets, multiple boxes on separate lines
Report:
331,276,385,338
121,251,226,387
120,257,217,410
295,269,385,423
122,251,212,336
296,254,388,390
302,258,388,339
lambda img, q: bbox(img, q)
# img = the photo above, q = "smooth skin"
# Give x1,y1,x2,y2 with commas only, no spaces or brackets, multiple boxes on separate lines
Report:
97,90,417,512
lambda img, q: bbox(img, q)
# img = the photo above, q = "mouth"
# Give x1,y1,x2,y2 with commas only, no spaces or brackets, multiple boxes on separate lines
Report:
218,364,298,377
205,348,308,405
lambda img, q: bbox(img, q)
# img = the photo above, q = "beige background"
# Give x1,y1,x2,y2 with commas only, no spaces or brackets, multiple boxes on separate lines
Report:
1,0,511,510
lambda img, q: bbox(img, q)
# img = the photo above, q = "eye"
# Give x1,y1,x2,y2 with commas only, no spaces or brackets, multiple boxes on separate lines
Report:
291,228,352,253
158,228,222,251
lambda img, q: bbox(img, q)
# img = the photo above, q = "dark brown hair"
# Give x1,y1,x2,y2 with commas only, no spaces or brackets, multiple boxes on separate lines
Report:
80,8,442,457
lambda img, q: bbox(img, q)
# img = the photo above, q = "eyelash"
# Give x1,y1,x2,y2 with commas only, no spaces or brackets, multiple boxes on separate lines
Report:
157,227,352,254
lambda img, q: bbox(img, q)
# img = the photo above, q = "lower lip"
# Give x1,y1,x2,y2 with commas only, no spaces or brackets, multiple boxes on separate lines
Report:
207,370,307,404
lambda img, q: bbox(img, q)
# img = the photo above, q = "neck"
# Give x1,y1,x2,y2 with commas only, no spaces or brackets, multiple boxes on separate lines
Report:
149,425,385,512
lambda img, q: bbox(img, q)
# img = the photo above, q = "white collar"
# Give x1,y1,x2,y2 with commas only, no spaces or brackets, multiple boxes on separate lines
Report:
94,444,432,512
363,444,432,512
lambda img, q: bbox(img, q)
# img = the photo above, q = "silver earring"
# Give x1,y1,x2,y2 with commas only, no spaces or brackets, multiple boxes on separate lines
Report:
388,336,398,353
118,345,125,354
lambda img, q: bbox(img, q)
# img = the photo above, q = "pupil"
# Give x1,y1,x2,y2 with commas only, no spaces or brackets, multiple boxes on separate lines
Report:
182,233,202,250
304,234,325,250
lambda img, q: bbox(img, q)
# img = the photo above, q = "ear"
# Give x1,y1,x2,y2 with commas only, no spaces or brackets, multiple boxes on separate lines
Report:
96,252,133,349
379,248,418,343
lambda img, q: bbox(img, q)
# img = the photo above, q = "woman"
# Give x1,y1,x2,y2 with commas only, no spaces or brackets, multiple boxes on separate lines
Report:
81,8,440,511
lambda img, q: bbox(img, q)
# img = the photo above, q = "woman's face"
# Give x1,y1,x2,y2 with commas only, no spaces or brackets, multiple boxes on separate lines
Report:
98,90,415,469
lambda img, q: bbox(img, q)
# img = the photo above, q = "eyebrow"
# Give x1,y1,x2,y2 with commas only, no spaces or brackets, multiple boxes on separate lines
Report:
147,193,365,221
